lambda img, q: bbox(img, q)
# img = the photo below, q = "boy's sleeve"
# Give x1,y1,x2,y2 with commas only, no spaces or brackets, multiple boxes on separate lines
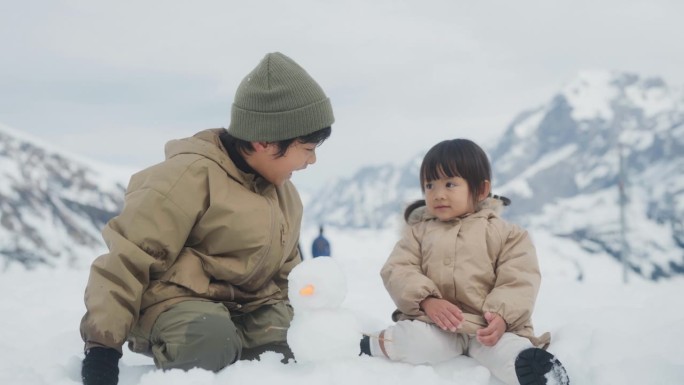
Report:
381,225,441,317
482,223,540,331
80,167,207,352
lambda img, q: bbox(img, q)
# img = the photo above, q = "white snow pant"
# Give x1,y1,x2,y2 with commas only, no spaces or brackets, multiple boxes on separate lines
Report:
369,320,533,385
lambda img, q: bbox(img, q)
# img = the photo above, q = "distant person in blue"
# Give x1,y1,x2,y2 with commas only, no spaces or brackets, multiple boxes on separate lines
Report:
311,225,331,258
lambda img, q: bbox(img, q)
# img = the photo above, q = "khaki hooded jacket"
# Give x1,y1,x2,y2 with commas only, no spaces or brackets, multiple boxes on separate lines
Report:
381,200,550,347
80,129,302,353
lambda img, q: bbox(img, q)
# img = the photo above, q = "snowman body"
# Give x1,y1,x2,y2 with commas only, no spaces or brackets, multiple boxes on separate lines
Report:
287,257,360,363
288,308,360,363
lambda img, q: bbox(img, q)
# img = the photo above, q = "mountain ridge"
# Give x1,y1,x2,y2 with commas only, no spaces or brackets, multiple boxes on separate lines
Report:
0,123,127,268
2,70,682,280
305,70,684,280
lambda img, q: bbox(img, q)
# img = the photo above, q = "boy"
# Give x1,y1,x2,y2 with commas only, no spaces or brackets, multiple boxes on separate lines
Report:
80,52,334,385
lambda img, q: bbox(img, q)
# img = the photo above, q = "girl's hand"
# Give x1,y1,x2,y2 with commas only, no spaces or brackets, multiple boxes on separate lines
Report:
420,297,464,332
476,312,506,346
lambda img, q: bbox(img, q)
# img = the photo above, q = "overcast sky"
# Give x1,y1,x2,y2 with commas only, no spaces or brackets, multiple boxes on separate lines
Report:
1,0,682,191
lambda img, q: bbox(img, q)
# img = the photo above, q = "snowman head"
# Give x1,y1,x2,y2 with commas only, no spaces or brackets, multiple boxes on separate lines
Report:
288,257,347,310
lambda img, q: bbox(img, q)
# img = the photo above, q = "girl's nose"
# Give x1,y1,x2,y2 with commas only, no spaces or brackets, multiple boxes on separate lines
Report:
432,188,445,199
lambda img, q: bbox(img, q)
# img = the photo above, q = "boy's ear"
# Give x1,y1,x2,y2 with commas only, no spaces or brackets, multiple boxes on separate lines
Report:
251,141,270,152
478,180,491,202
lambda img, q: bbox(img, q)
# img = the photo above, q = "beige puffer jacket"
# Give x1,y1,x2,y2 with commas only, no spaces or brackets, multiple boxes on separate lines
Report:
381,199,550,347
80,128,302,353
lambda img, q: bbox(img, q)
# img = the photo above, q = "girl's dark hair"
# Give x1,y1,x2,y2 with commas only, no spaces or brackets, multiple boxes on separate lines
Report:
403,139,512,221
220,126,332,158
403,199,426,222
417,138,491,209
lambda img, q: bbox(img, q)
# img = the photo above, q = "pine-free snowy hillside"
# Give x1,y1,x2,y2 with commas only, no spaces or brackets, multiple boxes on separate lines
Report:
305,71,684,281
305,160,423,229
0,123,127,269
491,71,684,280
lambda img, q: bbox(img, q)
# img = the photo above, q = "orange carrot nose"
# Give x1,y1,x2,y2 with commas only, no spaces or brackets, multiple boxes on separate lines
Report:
299,284,315,296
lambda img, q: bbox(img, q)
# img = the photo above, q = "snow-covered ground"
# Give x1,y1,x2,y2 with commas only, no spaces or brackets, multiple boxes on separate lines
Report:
1,226,683,385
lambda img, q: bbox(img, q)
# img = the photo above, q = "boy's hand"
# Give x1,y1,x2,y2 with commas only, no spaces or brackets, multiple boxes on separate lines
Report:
420,297,464,332
476,312,506,346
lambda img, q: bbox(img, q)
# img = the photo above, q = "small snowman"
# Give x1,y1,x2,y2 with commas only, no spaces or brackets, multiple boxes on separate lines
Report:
287,257,361,363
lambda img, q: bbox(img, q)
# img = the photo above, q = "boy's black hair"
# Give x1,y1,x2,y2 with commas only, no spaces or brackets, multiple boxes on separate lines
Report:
220,126,331,158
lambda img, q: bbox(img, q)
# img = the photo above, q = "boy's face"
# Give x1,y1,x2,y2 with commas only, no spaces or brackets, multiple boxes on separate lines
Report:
249,141,318,186
424,175,475,221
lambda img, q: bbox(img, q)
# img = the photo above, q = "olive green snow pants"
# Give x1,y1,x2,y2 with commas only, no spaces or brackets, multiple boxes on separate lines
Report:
147,300,294,371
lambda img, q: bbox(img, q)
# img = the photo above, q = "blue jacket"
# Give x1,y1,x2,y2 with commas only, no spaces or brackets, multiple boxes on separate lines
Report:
311,235,330,258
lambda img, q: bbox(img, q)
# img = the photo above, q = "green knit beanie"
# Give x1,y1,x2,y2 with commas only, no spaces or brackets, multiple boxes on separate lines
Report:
228,52,335,141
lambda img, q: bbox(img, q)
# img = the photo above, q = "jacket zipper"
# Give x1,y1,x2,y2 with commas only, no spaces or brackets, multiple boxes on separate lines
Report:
236,193,277,286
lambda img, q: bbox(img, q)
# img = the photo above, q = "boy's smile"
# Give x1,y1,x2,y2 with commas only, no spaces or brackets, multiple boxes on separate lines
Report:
247,141,318,186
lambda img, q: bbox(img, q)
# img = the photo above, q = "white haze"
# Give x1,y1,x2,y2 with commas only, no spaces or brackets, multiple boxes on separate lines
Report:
1,0,683,190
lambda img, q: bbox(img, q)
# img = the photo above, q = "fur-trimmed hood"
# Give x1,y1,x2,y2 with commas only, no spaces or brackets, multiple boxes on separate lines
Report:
406,196,507,225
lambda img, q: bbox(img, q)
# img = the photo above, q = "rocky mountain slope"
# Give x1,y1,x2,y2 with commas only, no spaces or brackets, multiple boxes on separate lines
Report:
3,71,682,280
0,123,127,268
306,71,684,280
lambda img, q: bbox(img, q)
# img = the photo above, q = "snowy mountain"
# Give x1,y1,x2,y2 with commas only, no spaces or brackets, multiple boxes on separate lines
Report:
304,160,423,229
306,71,684,280
3,71,682,280
0,123,127,268
493,71,684,280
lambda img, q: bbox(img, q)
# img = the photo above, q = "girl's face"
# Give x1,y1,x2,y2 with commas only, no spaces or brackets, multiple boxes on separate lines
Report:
424,175,475,221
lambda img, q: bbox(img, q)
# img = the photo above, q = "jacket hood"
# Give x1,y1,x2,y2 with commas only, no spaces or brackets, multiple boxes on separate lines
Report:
407,197,505,225
164,128,264,190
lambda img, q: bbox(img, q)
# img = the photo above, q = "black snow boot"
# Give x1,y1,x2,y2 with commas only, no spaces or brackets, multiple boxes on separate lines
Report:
515,347,570,385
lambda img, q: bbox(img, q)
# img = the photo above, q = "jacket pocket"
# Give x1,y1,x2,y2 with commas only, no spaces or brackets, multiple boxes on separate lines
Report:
158,247,210,294
229,280,280,302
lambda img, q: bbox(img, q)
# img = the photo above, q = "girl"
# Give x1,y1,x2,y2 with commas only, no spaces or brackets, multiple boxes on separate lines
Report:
361,139,569,385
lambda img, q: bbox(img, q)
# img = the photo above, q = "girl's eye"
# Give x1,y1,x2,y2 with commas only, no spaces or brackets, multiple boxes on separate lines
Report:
446,182,455,188
425,183,433,190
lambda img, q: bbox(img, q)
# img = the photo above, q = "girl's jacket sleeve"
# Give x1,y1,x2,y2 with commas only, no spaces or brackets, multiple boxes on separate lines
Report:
482,222,540,331
381,224,441,317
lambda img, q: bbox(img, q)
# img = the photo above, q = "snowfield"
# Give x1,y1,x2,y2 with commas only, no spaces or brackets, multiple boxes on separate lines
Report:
1,226,683,385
